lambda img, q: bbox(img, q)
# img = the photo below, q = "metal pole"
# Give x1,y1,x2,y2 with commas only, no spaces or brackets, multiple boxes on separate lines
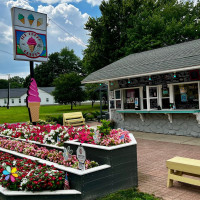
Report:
100,84,102,119
30,61,34,78
7,74,10,109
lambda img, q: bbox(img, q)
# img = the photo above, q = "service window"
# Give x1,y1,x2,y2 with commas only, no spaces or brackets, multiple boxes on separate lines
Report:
124,88,140,109
162,87,170,109
149,87,158,109
174,83,199,109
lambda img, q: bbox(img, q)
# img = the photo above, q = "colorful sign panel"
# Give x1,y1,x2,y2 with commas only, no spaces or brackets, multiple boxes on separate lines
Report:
11,7,47,62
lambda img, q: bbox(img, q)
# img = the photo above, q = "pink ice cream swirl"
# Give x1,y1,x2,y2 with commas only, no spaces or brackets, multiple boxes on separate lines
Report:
27,37,37,45
27,78,40,103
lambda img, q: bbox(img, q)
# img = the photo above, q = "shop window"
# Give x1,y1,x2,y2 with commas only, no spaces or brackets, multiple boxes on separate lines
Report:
149,87,158,109
124,88,140,109
109,90,121,109
174,83,199,109
143,87,147,109
162,87,170,109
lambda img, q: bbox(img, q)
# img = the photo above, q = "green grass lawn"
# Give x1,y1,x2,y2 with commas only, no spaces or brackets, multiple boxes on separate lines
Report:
0,103,102,124
98,188,160,200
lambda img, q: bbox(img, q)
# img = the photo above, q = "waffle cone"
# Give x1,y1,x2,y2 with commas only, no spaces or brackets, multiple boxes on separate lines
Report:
28,45,35,52
37,21,41,27
20,18,25,24
29,19,34,25
28,102,40,122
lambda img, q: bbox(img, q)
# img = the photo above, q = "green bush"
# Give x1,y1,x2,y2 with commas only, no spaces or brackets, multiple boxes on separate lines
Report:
97,120,111,135
91,111,100,118
45,115,63,125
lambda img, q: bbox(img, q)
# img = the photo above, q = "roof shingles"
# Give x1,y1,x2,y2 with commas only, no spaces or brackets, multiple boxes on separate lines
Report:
82,39,200,83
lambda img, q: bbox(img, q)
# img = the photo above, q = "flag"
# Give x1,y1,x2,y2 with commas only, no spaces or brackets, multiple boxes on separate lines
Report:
64,173,70,190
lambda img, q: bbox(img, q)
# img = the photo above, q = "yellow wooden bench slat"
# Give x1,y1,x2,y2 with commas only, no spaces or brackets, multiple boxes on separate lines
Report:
63,112,85,126
166,156,200,188
167,157,200,175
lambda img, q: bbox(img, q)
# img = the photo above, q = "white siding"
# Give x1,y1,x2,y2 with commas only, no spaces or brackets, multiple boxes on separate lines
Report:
0,89,57,107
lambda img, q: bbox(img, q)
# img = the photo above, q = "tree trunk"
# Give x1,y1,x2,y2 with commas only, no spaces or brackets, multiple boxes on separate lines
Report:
71,102,73,110
92,100,95,107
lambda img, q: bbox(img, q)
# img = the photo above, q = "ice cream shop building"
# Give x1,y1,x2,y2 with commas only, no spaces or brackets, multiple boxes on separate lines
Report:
83,39,200,137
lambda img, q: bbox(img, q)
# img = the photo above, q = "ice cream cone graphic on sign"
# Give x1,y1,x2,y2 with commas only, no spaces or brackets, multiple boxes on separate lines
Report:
27,37,37,52
27,78,40,122
18,14,25,24
28,14,34,26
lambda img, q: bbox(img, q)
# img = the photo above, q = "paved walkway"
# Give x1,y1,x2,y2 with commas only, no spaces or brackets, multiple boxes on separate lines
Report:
134,132,200,200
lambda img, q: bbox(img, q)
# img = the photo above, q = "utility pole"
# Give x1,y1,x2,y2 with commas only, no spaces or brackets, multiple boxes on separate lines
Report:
7,74,10,109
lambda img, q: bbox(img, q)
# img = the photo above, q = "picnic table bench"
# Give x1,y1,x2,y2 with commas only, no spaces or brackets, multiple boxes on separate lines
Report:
63,112,85,126
166,156,200,188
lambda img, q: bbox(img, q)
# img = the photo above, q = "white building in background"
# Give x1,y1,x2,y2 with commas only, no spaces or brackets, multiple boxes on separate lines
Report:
0,87,57,107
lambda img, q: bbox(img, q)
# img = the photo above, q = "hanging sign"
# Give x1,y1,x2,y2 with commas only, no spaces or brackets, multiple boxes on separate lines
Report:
76,144,86,171
11,7,47,62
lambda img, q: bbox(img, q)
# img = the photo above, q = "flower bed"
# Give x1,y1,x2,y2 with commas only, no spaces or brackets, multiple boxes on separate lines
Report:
0,123,78,145
0,151,65,191
0,121,132,147
0,138,98,169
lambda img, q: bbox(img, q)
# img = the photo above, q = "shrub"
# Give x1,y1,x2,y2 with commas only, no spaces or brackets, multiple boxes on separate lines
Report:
46,115,63,125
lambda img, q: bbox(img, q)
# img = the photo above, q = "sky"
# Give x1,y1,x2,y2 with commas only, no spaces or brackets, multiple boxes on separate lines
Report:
0,0,104,79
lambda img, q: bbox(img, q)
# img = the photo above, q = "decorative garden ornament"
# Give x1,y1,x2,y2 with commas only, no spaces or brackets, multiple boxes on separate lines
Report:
76,144,86,171
63,146,73,161
93,130,100,144
3,166,18,182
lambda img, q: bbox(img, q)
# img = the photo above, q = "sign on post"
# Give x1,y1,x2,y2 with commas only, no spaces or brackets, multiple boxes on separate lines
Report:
11,7,48,62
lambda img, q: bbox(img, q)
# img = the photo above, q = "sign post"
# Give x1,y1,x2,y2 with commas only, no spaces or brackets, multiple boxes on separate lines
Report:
11,7,48,123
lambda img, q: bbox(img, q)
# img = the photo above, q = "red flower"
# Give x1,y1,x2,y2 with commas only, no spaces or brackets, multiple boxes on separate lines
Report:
58,177,62,180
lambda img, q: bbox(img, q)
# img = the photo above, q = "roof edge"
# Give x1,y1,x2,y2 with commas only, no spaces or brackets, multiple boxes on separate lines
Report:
82,65,200,84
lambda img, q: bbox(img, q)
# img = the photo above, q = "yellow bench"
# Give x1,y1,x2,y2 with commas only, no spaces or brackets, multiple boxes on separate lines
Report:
166,156,200,188
63,112,85,126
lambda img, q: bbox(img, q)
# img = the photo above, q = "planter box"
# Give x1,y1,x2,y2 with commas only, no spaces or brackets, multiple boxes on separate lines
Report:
65,134,138,199
0,134,138,200
0,186,81,200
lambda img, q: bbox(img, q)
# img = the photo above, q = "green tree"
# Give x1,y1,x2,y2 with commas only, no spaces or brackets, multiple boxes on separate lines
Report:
83,0,200,74
9,76,25,88
85,83,99,107
24,47,83,87
0,79,8,89
53,73,85,110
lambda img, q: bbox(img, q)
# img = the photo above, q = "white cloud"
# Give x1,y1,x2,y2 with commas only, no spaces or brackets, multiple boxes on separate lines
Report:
6,0,34,10
0,21,12,44
86,0,108,6
0,72,29,79
58,33,86,47
37,0,81,5
38,3,89,49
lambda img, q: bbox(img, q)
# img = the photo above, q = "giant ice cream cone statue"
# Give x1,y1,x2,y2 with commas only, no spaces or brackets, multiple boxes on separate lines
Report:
27,78,40,122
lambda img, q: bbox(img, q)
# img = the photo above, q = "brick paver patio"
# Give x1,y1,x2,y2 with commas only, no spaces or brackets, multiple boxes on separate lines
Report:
137,138,200,200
